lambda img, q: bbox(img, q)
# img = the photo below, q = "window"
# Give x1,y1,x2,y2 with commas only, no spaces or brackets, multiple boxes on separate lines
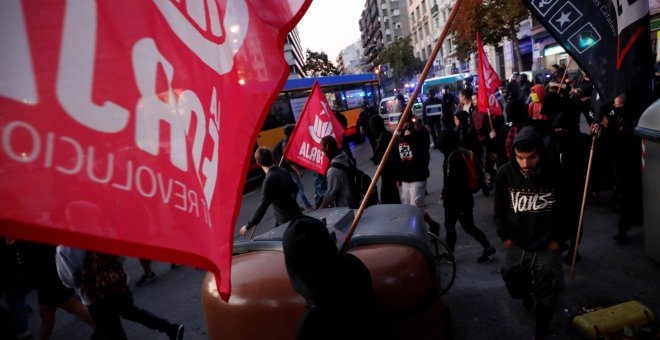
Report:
262,94,295,130
381,3,387,9
392,9,400,15
395,22,402,29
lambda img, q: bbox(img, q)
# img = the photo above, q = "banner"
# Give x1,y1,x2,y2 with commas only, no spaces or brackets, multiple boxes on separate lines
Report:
0,0,311,301
522,0,652,106
283,81,345,175
476,31,503,116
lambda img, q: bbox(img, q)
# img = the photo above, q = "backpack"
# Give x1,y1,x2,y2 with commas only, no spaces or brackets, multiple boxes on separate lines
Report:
453,147,481,193
81,252,129,304
329,161,379,209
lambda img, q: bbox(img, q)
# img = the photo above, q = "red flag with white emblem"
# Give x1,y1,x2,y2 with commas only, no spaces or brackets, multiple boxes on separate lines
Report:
476,31,503,116
0,0,311,301
283,81,345,176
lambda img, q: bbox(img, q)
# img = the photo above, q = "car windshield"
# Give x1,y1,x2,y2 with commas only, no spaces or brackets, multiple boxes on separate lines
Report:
381,98,405,115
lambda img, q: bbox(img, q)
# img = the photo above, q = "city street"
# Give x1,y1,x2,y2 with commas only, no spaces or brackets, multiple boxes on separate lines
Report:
31,136,660,339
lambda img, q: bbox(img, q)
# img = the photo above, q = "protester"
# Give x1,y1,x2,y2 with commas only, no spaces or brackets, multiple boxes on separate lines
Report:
319,136,353,208
240,147,302,236
273,124,314,211
357,101,378,152
1,239,95,340
437,131,496,263
369,115,401,204
397,116,441,236
528,84,546,121
282,216,383,340
494,126,573,340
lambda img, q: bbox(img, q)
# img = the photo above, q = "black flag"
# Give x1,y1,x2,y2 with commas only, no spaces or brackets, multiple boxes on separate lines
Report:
522,0,652,107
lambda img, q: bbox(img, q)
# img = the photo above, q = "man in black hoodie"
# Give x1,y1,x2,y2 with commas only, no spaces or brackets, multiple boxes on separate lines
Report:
494,126,572,340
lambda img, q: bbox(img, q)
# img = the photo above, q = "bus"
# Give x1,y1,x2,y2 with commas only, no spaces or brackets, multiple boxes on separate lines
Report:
248,73,381,173
421,74,469,96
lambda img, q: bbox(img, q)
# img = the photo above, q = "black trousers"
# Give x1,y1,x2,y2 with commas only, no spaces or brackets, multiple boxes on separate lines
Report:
444,207,490,252
88,292,172,340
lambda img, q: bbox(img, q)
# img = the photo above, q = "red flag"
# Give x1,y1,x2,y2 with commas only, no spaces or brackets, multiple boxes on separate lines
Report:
283,82,345,176
476,32,503,116
0,0,311,301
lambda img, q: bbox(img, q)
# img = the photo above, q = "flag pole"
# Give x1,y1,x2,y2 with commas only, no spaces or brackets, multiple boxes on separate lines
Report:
570,134,596,279
340,0,465,255
556,57,573,93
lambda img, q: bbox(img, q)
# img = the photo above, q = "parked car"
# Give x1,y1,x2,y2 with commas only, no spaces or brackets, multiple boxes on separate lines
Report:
202,205,454,340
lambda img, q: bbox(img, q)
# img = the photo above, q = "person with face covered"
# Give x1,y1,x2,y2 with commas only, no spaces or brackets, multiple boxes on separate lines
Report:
282,216,382,340
494,126,573,340
528,84,546,121
397,116,441,236
369,115,401,204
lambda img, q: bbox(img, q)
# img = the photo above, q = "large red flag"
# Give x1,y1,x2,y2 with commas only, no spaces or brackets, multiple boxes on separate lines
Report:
0,0,311,301
476,32,503,116
283,81,345,176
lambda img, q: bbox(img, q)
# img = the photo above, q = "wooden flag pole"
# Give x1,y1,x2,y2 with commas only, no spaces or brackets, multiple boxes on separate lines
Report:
556,58,573,93
339,0,465,255
570,135,596,279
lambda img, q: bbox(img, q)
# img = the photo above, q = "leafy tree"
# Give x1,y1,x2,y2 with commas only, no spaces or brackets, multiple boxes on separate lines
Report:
303,49,340,77
378,36,423,89
451,0,530,72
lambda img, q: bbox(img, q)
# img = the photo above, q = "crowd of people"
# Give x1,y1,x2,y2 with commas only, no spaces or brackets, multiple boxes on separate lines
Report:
240,63,646,340
1,63,647,340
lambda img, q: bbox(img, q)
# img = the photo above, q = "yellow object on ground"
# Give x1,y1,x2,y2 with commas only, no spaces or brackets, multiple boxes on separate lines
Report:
572,300,655,340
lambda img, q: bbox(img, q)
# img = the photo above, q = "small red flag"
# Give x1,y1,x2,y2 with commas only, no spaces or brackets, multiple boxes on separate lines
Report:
283,81,345,176
477,32,503,116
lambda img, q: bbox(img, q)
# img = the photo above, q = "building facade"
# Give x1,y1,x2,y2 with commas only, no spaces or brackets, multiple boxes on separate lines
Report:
337,41,365,75
284,28,305,78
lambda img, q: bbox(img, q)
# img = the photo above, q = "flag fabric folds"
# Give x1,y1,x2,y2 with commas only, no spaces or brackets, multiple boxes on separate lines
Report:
0,0,312,301
284,81,346,176
521,0,652,106
476,31,503,116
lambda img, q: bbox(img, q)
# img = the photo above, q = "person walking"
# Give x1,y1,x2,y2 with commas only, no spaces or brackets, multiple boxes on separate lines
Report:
56,247,184,340
369,115,401,204
397,116,441,236
494,126,573,340
273,124,314,211
437,131,496,263
240,147,302,236
319,136,353,209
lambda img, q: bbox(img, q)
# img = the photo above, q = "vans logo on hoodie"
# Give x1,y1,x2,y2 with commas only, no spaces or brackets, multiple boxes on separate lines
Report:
509,189,555,213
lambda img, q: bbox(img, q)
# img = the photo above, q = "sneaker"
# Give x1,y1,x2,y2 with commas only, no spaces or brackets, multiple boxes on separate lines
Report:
136,272,156,286
167,324,184,340
437,252,454,263
477,247,496,263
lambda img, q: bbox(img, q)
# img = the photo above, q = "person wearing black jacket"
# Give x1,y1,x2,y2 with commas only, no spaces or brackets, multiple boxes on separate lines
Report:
398,117,441,236
494,126,573,340
369,115,401,204
438,131,496,263
240,147,302,236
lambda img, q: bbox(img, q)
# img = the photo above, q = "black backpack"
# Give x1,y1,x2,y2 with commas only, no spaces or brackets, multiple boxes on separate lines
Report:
330,161,379,209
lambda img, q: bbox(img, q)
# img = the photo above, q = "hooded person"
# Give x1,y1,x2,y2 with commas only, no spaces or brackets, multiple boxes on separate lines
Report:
369,115,401,204
437,130,496,262
494,126,574,340
282,216,381,340
528,84,546,121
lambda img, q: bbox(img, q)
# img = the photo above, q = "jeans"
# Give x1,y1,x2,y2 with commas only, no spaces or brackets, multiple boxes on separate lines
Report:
291,172,313,209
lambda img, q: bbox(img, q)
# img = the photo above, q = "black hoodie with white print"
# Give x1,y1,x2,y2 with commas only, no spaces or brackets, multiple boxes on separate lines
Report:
494,126,573,251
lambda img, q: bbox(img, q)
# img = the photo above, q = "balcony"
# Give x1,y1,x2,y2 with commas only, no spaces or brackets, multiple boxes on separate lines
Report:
431,4,438,15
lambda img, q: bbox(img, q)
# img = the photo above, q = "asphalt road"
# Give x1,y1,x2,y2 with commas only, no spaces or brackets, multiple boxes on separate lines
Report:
21,130,660,339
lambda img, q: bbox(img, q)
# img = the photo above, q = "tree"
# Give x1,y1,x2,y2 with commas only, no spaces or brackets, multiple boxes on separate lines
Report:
451,0,530,72
303,49,340,77
378,36,423,89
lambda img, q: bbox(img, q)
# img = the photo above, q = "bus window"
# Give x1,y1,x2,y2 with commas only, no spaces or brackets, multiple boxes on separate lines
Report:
261,94,294,131
345,88,365,109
